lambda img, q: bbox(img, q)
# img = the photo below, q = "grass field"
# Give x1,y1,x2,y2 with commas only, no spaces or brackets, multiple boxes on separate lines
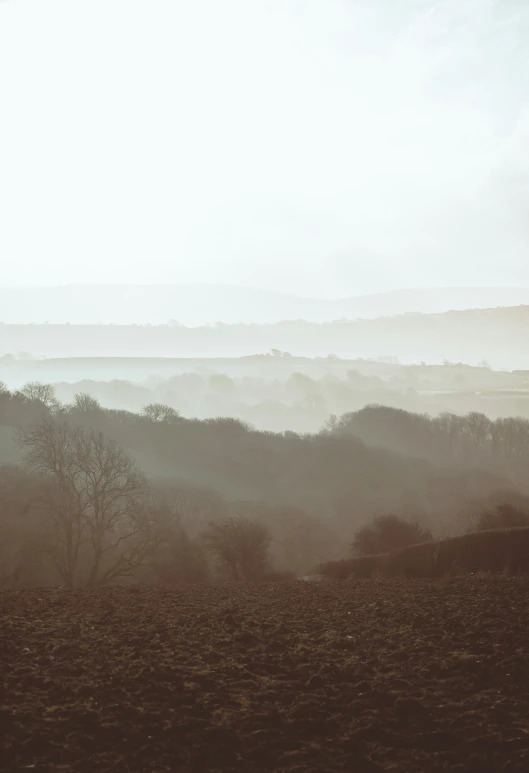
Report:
2,577,529,772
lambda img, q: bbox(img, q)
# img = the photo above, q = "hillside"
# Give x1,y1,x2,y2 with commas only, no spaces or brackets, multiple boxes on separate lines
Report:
2,355,529,434
2,393,526,549
1,305,528,369
1,284,529,325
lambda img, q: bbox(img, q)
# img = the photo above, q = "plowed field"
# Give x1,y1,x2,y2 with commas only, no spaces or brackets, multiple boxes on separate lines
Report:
1,577,529,772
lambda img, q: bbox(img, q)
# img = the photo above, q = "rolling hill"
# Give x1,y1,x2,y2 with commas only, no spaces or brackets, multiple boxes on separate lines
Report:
1,284,529,325
1,305,528,369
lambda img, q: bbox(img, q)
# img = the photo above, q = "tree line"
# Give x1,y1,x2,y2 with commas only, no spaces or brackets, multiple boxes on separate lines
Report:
1,381,529,587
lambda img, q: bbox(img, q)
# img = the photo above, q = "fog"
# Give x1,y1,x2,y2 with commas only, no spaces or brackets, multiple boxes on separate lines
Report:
1,1,528,582
3,383,529,587
2,285,529,326
1,305,528,369
3,6,529,772
1,0,528,297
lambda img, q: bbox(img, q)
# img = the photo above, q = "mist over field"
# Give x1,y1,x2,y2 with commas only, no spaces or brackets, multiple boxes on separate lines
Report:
1,2,529,772
1,0,528,634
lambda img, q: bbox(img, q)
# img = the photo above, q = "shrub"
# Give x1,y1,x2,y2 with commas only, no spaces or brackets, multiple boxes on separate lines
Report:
432,528,529,575
203,516,271,582
471,503,529,532
352,515,433,557
382,541,439,578
320,527,529,580
142,403,181,423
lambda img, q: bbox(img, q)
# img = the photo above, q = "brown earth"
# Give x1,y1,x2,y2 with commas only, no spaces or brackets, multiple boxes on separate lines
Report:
1,577,529,773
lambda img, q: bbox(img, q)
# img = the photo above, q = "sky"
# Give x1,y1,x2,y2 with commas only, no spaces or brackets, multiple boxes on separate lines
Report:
0,0,528,298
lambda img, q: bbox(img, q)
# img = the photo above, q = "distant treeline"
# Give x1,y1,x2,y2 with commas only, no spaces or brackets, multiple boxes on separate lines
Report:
3,357,529,434
0,304,528,365
54,369,529,434
1,382,529,587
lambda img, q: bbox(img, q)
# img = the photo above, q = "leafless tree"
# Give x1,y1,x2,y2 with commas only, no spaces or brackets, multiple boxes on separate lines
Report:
463,412,493,458
19,382,58,409
142,403,181,423
72,392,102,414
492,417,529,460
322,413,339,434
15,417,153,587
203,516,270,581
146,493,210,584
432,412,465,458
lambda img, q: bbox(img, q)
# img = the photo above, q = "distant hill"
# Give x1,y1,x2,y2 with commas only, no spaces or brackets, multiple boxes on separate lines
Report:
1,305,528,370
2,284,529,325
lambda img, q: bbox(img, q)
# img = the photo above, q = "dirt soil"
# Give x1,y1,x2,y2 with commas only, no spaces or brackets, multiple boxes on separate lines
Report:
1,577,529,773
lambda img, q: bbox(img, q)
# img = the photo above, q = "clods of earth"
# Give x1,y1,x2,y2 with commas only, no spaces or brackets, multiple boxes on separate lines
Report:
1,577,529,772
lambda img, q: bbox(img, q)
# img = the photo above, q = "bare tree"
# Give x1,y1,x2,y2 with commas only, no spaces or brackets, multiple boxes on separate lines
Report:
203,516,271,581
142,403,181,423
146,493,210,584
463,412,493,459
432,412,465,458
322,413,339,434
72,392,102,414
15,417,152,587
492,417,529,460
19,382,58,409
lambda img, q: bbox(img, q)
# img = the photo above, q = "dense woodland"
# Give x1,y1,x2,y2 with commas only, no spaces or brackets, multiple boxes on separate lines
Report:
1,381,529,588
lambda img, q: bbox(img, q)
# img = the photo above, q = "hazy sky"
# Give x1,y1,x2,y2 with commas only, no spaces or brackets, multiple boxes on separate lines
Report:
0,0,528,297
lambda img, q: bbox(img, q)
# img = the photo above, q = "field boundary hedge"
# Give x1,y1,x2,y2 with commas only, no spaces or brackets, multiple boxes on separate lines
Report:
319,527,529,579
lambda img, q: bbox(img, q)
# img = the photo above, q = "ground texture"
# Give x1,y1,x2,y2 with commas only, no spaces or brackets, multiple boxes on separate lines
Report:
1,577,529,773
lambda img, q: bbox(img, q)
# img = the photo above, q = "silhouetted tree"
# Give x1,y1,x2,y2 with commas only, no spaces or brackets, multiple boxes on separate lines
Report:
322,414,339,433
492,417,529,460
72,392,102,414
463,412,493,458
20,381,58,409
15,417,152,587
147,491,210,583
203,516,270,581
142,403,181,423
